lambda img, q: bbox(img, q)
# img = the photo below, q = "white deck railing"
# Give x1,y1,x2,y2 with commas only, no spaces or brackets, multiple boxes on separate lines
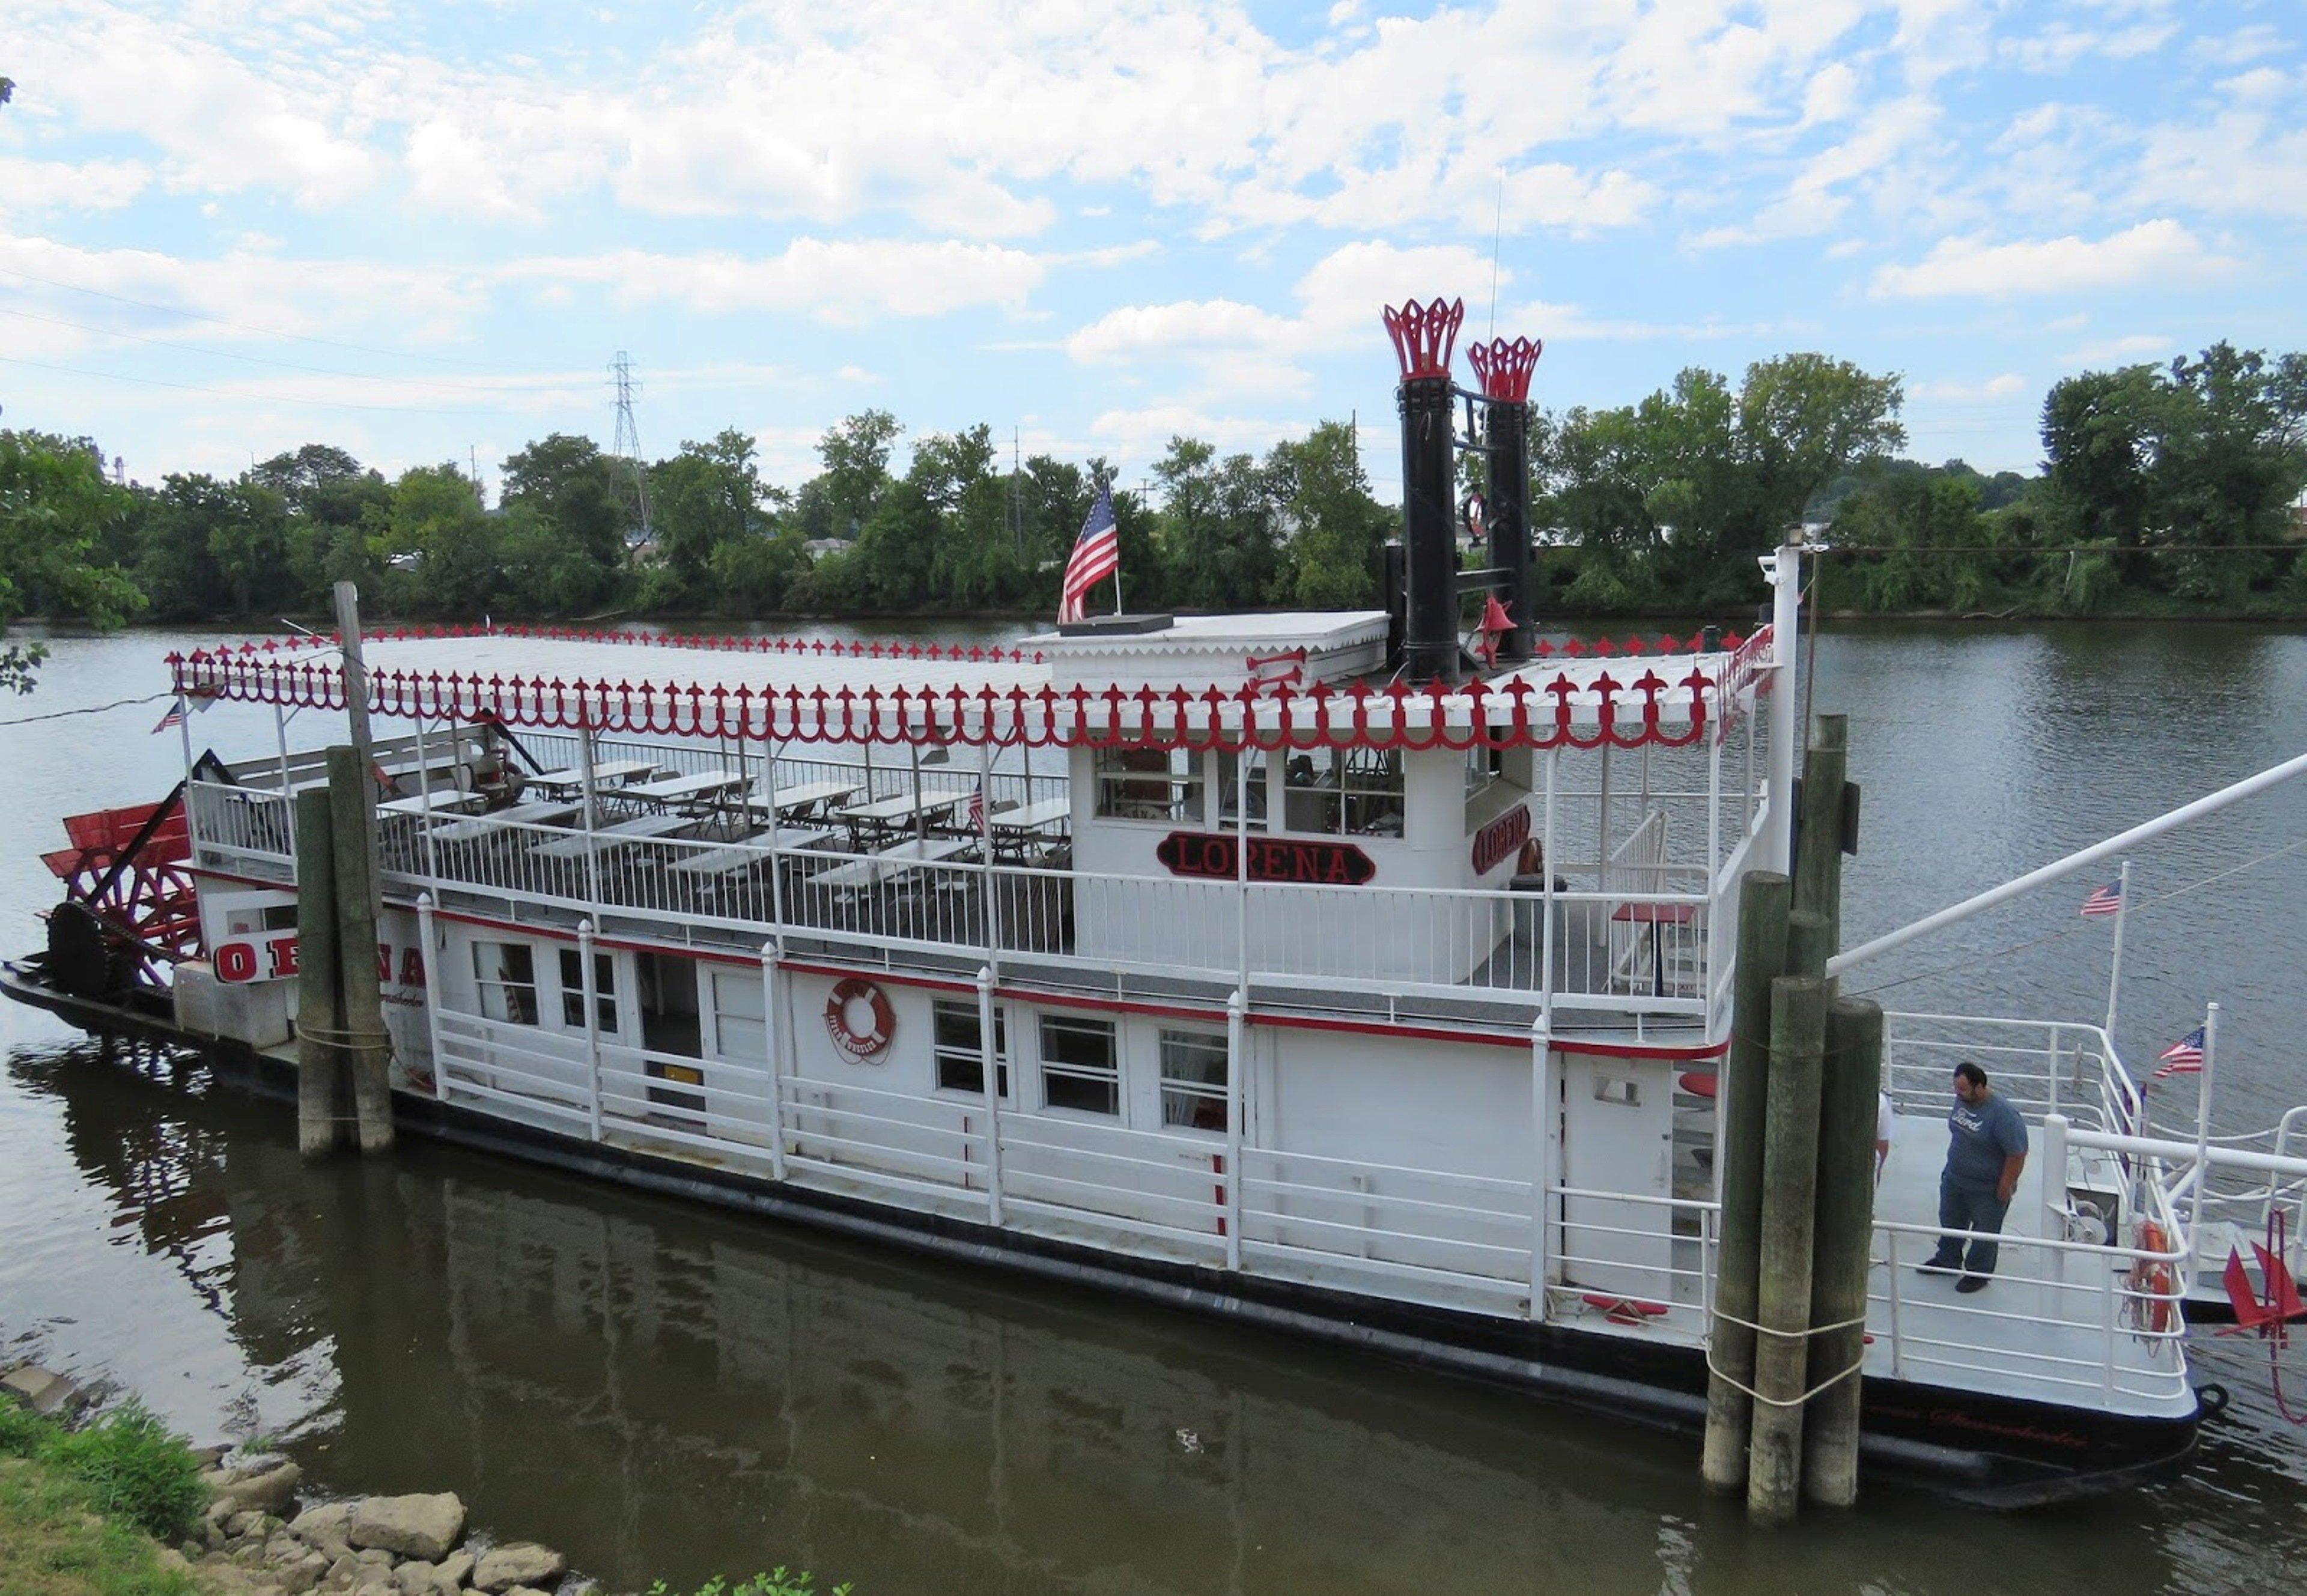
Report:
191,780,1716,1020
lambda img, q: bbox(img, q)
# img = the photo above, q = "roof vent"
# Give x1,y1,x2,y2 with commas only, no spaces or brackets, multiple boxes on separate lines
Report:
1056,612,1175,637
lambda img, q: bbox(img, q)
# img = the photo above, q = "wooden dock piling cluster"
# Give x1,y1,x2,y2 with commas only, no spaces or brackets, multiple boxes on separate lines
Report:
1701,714,1883,1522
294,745,394,1159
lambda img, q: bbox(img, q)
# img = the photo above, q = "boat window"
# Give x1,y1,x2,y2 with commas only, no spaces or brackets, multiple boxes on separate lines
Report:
1217,748,1268,831
1465,744,1503,800
1094,747,1204,824
934,998,1009,1097
1281,747,1404,837
472,942,538,1026
558,948,618,1033
1159,1030,1228,1132
1039,1015,1119,1115
708,969,766,1062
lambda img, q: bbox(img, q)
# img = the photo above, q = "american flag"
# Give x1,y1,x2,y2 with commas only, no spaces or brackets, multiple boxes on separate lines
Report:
967,781,985,831
151,699,186,735
2080,880,2123,917
1059,482,1120,624
2153,1026,2206,1078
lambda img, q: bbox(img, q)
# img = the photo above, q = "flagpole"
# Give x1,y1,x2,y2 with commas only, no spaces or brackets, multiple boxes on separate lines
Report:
2103,856,2131,1040
1112,488,1125,615
2190,1001,2218,1259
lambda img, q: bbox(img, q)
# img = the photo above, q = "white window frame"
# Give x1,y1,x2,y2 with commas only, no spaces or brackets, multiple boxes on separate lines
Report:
1093,747,1205,824
1281,746,1405,837
932,997,1011,1100
1158,1028,1229,1135
472,941,539,1026
558,947,618,1033
1038,1014,1120,1117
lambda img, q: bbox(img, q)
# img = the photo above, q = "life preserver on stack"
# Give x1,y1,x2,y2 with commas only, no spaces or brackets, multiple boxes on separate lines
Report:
2127,1219,2178,1337
825,978,896,1063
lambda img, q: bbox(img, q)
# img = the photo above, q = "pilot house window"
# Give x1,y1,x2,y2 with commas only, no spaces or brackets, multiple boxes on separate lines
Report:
1283,747,1404,837
1095,747,1204,823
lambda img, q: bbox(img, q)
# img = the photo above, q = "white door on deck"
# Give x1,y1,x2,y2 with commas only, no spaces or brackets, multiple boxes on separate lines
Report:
1557,1055,1675,1304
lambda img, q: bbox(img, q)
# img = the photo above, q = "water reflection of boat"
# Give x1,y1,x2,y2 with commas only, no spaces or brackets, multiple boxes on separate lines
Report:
10,300,2305,1510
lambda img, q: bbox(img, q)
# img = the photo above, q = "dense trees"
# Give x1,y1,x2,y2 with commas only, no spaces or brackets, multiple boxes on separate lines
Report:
4,342,2303,672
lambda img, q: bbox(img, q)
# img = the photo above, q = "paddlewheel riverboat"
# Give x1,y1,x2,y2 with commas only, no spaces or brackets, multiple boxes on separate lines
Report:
10,302,2305,1506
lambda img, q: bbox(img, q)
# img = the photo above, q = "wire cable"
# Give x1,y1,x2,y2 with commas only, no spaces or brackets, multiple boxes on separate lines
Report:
0,690,173,727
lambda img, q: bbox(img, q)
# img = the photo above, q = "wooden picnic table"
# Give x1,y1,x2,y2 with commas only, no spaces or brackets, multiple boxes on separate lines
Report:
813,836,973,891
530,812,696,860
983,795,1072,858
527,759,661,796
430,800,579,843
833,789,962,846
622,771,748,810
663,826,837,880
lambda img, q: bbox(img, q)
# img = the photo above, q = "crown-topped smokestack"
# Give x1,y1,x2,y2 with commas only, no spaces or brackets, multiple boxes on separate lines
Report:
1467,336,1543,662
1385,297,1464,682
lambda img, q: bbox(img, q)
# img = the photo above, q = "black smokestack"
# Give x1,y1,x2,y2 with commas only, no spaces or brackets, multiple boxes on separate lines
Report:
1385,297,1464,683
1468,336,1542,663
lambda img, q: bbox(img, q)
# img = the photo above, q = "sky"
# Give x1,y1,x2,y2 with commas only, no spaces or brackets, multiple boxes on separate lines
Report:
2,0,2302,503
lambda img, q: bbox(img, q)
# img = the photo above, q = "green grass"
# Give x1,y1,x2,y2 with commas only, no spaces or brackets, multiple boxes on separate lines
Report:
0,1454,201,1596
0,1396,207,1595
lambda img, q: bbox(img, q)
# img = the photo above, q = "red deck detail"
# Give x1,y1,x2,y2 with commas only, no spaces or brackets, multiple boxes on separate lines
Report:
1466,336,1543,402
1382,297,1464,380
46,790,203,983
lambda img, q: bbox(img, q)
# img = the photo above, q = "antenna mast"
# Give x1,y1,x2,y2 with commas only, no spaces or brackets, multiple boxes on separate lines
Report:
610,350,654,538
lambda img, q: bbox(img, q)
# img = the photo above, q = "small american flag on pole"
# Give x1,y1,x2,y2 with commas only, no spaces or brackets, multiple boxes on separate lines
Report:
2080,881,2123,918
151,700,186,735
967,781,985,831
1059,482,1121,624
2153,1027,2206,1078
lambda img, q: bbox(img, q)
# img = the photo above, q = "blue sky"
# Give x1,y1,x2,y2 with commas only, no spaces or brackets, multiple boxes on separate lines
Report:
2,1,2302,501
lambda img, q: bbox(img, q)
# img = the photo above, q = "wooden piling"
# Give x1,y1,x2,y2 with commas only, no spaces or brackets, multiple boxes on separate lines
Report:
1700,870,1792,1491
1747,973,1826,1527
292,788,345,1161
1805,995,1883,1508
1787,908,1832,984
1793,714,1849,980
327,745,394,1153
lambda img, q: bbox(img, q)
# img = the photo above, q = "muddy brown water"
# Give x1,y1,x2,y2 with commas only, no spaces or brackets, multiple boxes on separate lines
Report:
2,620,2303,1595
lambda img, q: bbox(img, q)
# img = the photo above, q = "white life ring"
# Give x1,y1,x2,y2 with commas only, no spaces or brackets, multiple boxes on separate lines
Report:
825,978,895,1063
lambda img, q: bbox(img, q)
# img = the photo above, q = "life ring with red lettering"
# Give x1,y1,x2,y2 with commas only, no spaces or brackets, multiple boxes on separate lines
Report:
2127,1219,2178,1338
825,978,895,1063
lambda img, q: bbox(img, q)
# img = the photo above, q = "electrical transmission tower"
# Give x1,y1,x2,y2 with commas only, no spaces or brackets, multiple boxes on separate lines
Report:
609,350,653,538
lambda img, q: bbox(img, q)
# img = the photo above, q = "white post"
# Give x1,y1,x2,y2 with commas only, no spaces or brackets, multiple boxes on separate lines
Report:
578,918,603,1142
762,939,787,1182
1235,742,1251,991
577,710,601,909
2046,1022,2061,1119
2190,1002,2219,1265
2104,857,2132,1040
1529,1013,1553,1318
1596,741,1612,891
979,738,1002,980
1762,541,1802,875
272,701,294,796
412,708,442,887
416,893,446,1102
1225,989,1246,1271
2041,1112,2070,1287
763,738,788,938
977,965,1005,1227
1540,748,1558,1001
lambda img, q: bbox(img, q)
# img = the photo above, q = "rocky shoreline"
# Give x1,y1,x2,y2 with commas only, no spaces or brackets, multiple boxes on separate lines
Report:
178,1465,589,1596
7,1359,607,1596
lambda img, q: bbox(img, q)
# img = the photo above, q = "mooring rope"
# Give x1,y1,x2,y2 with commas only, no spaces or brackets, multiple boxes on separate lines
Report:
1703,1306,1871,1409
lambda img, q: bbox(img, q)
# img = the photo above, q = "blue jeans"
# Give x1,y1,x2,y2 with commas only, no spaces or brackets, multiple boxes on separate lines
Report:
1932,1179,2011,1276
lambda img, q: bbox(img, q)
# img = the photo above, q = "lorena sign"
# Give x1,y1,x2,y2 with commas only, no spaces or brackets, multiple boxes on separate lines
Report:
214,932,425,989
1156,831,1376,887
1470,804,1532,874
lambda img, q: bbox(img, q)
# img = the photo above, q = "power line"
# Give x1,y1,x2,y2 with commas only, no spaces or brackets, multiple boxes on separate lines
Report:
0,263,535,372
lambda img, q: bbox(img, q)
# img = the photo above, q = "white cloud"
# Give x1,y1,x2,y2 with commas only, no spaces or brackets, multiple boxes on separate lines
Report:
0,156,151,215
1869,220,2235,299
500,239,1056,323
2057,333,2172,365
1910,372,2027,402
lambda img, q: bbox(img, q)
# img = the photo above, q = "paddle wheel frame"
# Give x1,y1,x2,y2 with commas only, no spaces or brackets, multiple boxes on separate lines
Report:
40,782,204,995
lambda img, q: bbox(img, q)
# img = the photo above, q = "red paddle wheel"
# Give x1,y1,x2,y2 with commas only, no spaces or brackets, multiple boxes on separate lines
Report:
39,784,204,996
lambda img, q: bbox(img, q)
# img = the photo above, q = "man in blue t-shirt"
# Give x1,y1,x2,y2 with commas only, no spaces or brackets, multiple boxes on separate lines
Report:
1919,1061,2029,1293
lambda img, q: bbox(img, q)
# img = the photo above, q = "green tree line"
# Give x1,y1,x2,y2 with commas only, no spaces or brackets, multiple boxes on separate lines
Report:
4,341,2303,692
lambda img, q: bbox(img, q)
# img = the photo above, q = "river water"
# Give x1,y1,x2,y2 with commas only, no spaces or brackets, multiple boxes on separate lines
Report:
1,620,2302,1595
